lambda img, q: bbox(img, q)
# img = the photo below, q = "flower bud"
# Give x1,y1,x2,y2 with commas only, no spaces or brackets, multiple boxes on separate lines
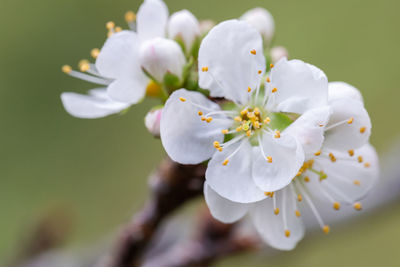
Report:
199,20,215,35
144,107,163,137
168,10,200,53
270,46,289,63
139,38,186,82
240,8,275,45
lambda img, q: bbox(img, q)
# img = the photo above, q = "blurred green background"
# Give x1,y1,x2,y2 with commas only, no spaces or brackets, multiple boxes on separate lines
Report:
1,0,400,265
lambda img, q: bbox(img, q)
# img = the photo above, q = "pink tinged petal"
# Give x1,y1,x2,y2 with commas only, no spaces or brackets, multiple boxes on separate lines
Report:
167,10,200,53
240,8,275,45
324,98,371,150
252,134,304,192
204,183,249,223
137,0,169,40
160,89,230,165
250,187,305,250
285,106,332,157
198,20,266,104
269,58,328,114
206,140,266,203
328,82,363,104
61,89,129,119
95,31,148,104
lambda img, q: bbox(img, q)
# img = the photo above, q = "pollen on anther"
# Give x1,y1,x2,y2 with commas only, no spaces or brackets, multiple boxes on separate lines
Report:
179,97,186,102
295,210,301,217
213,141,220,148
364,162,371,168
247,87,252,92
323,225,330,234
62,65,72,74
258,70,262,74
348,149,355,157
360,127,366,133
274,130,281,138
270,64,274,68
234,116,242,122
206,117,213,123
198,111,203,116
304,176,310,183
347,117,354,124
264,117,271,124
236,126,243,132
353,180,361,186
272,87,278,93
201,116,206,121
221,129,229,134
358,156,363,163
329,153,337,162
267,156,273,163
222,159,229,166
106,21,115,30
285,230,291,238
297,194,303,202
250,49,256,55
201,66,209,72
78,60,90,72
354,202,362,211
266,77,271,83
333,202,341,210
91,48,100,59
274,208,280,215
314,150,321,156
125,11,136,22
115,26,122,32
246,130,251,137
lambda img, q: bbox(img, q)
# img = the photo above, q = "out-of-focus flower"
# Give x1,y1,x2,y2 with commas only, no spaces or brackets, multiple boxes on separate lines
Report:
161,20,333,203
270,46,289,63
168,10,200,54
241,8,275,46
199,20,215,35
145,107,163,137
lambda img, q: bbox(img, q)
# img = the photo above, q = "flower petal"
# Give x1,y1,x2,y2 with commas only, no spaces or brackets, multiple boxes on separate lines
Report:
252,133,304,192
324,98,371,150
206,139,266,203
95,31,148,103
137,0,169,40
269,58,328,114
61,88,129,119
307,143,379,204
160,89,230,164
285,106,332,157
250,187,305,250
198,20,265,104
204,182,249,223
328,82,363,103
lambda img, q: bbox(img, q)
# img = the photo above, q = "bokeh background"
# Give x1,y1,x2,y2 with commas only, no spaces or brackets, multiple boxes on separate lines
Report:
1,0,400,266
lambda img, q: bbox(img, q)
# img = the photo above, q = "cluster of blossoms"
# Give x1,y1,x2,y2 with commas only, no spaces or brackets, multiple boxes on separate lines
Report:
61,0,378,250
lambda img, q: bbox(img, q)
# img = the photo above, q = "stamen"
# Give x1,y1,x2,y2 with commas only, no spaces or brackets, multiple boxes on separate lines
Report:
266,77,271,83
115,26,122,32
353,180,361,186
323,225,330,234
347,117,354,124
62,65,72,74
222,159,229,166
234,116,242,122
90,48,100,59
270,64,274,68
364,162,371,168
62,67,111,85
201,66,208,72
325,119,354,131
267,156,273,163
198,111,203,116
179,97,186,102
221,140,246,166
358,156,363,163
353,202,362,211
246,130,251,137
348,150,355,157
297,194,302,202
274,130,281,138
78,59,90,72
264,117,271,124
221,129,229,134
272,87,278,93
333,202,341,210
360,127,366,133
258,70,262,74
206,117,213,123
106,21,115,30
125,11,136,22
285,230,291,237
295,210,301,217
297,183,327,230
247,87,252,92
329,153,337,162
314,150,321,156
250,49,257,55
304,176,310,182
274,208,280,215
236,126,242,132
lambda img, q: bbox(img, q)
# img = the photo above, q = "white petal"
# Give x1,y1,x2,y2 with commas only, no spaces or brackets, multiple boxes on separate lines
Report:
250,187,305,250
61,89,129,119
139,38,186,82
269,58,328,114
252,133,304,192
306,143,379,203
206,139,266,203
285,106,332,157
328,82,363,103
160,89,230,164
240,8,275,45
204,182,249,223
95,31,148,103
324,98,371,150
137,0,169,40
168,10,200,53
198,20,265,104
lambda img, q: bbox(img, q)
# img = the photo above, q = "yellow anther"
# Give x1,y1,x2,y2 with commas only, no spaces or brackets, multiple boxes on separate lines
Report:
62,65,72,74
254,121,260,129
254,108,260,115
145,81,162,97
242,123,250,131
329,153,337,162
107,30,113,38
270,192,275,198
333,202,341,210
201,116,206,121
295,210,301,217
198,111,203,116
125,11,136,22
264,191,272,197
247,112,255,119
250,49,256,55
221,129,229,134
296,171,302,177
213,141,220,148
297,194,303,202
272,87,278,93
90,48,100,59
247,87,252,92
348,149,354,157
240,109,248,116
358,156,363,163
115,26,122,32
353,180,361,186
264,117,271,124
258,70,262,74
285,230,291,237
222,159,229,166
267,156,273,163
274,130,281,138
218,147,223,152
106,21,115,30
245,130,251,137
266,77,271,83
354,202,362,211
347,117,354,124
236,126,243,132
206,117,213,123
201,66,209,72
304,176,310,182
323,225,330,234
274,208,280,215
360,127,366,133
179,97,186,102
314,150,321,156
364,162,371,168
78,59,90,72
270,63,274,68
234,116,242,122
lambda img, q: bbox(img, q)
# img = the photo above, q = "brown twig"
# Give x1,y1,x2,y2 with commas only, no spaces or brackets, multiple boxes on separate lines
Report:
98,157,206,267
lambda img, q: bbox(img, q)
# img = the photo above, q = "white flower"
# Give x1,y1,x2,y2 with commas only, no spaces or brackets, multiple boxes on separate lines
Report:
145,107,163,137
161,20,332,203
270,46,289,64
240,8,275,46
167,10,200,54
61,0,189,117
